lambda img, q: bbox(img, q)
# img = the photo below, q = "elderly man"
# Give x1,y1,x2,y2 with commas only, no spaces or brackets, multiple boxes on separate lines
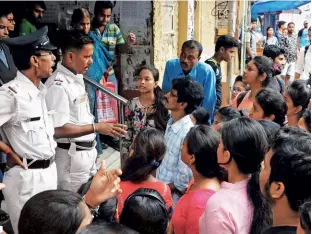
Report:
0,26,57,233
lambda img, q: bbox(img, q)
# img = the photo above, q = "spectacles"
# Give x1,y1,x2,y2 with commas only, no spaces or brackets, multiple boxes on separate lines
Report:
34,51,53,57
7,19,14,23
232,86,244,92
169,90,178,98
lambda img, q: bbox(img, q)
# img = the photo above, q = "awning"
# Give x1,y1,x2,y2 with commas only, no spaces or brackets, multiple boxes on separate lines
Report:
251,0,310,18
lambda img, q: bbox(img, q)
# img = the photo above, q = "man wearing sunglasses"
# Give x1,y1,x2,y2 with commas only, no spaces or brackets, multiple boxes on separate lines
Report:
19,1,46,36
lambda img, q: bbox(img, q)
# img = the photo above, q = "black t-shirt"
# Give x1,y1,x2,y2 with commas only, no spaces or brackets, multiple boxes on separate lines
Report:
205,58,222,111
262,226,297,234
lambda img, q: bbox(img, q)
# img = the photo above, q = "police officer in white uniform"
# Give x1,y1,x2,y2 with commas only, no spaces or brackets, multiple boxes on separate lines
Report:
45,30,127,193
0,26,57,233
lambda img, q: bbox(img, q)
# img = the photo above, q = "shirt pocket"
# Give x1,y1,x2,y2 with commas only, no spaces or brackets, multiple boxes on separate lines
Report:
21,119,46,147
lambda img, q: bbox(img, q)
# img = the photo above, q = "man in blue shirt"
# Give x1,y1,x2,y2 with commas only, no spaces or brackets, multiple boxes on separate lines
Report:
157,77,204,202
298,20,310,49
162,40,216,121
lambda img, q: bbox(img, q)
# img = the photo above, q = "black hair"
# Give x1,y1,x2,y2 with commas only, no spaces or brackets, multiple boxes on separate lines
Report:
234,75,243,83
28,1,46,11
252,56,274,87
251,19,257,23
278,21,286,29
121,128,166,182
255,88,287,126
120,188,169,234
302,109,311,133
309,26,311,32
288,22,295,26
299,200,311,234
263,45,285,60
216,106,242,122
18,190,85,234
191,107,210,125
257,120,281,147
71,8,91,28
266,26,274,36
60,30,94,55
182,40,203,57
172,77,204,115
221,117,271,234
0,8,12,18
287,79,311,118
138,66,169,132
270,127,311,212
78,221,139,234
215,35,240,52
185,125,226,180
77,178,117,222
92,1,114,28
94,1,114,15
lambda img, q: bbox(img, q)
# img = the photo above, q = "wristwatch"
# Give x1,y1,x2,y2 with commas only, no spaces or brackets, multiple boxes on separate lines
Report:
83,196,99,218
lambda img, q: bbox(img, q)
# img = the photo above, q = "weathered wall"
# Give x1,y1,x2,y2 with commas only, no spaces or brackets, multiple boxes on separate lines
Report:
194,0,216,61
153,1,179,86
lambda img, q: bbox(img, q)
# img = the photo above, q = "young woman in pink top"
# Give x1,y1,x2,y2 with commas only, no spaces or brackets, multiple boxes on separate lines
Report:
171,125,226,234
199,117,271,234
118,128,173,217
232,56,274,114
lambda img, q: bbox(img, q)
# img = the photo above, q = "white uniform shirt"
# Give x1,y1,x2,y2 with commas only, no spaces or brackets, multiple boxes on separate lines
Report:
45,63,95,143
0,71,56,160
296,45,311,80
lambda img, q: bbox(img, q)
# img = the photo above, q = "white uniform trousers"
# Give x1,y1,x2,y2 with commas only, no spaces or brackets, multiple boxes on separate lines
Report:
2,162,57,234
55,147,97,193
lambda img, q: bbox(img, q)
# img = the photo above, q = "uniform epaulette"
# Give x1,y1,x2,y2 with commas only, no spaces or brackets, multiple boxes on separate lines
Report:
7,83,19,96
54,78,64,86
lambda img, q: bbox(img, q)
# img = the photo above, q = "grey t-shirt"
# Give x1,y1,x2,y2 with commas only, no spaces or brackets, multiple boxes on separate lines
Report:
246,31,257,56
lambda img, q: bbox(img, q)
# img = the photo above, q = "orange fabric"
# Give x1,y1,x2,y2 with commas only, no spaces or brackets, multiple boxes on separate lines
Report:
231,91,253,114
117,180,174,216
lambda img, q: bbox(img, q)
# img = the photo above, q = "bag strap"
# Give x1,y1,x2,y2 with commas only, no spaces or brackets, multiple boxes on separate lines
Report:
103,61,114,81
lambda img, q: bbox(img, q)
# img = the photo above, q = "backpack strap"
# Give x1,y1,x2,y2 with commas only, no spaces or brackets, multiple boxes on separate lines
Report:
205,58,218,73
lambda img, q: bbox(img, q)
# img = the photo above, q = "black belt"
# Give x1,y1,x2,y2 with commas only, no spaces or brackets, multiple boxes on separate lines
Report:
19,158,54,169
57,141,95,151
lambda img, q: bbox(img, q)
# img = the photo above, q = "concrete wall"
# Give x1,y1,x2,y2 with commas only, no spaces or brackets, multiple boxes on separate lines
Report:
194,0,216,61
153,1,179,86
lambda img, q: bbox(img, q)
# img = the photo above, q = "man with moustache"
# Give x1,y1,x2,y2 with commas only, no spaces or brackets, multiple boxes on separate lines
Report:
19,1,46,36
45,30,127,193
162,40,216,122
0,26,58,233
259,127,311,234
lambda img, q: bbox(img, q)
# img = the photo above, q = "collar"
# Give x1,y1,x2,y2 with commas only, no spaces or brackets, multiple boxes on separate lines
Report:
95,23,110,37
175,60,199,77
221,179,249,190
15,71,47,98
168,115,192,134
57,63,84,86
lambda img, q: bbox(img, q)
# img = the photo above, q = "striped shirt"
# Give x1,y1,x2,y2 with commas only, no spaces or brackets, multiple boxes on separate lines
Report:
94,23,125,59
156,115,194,193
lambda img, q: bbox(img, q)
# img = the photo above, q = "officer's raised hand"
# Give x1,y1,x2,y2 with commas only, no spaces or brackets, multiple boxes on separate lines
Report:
95,123,128,138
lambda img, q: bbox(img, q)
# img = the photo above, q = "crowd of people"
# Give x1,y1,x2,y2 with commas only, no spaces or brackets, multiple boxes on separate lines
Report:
0,1,310,234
